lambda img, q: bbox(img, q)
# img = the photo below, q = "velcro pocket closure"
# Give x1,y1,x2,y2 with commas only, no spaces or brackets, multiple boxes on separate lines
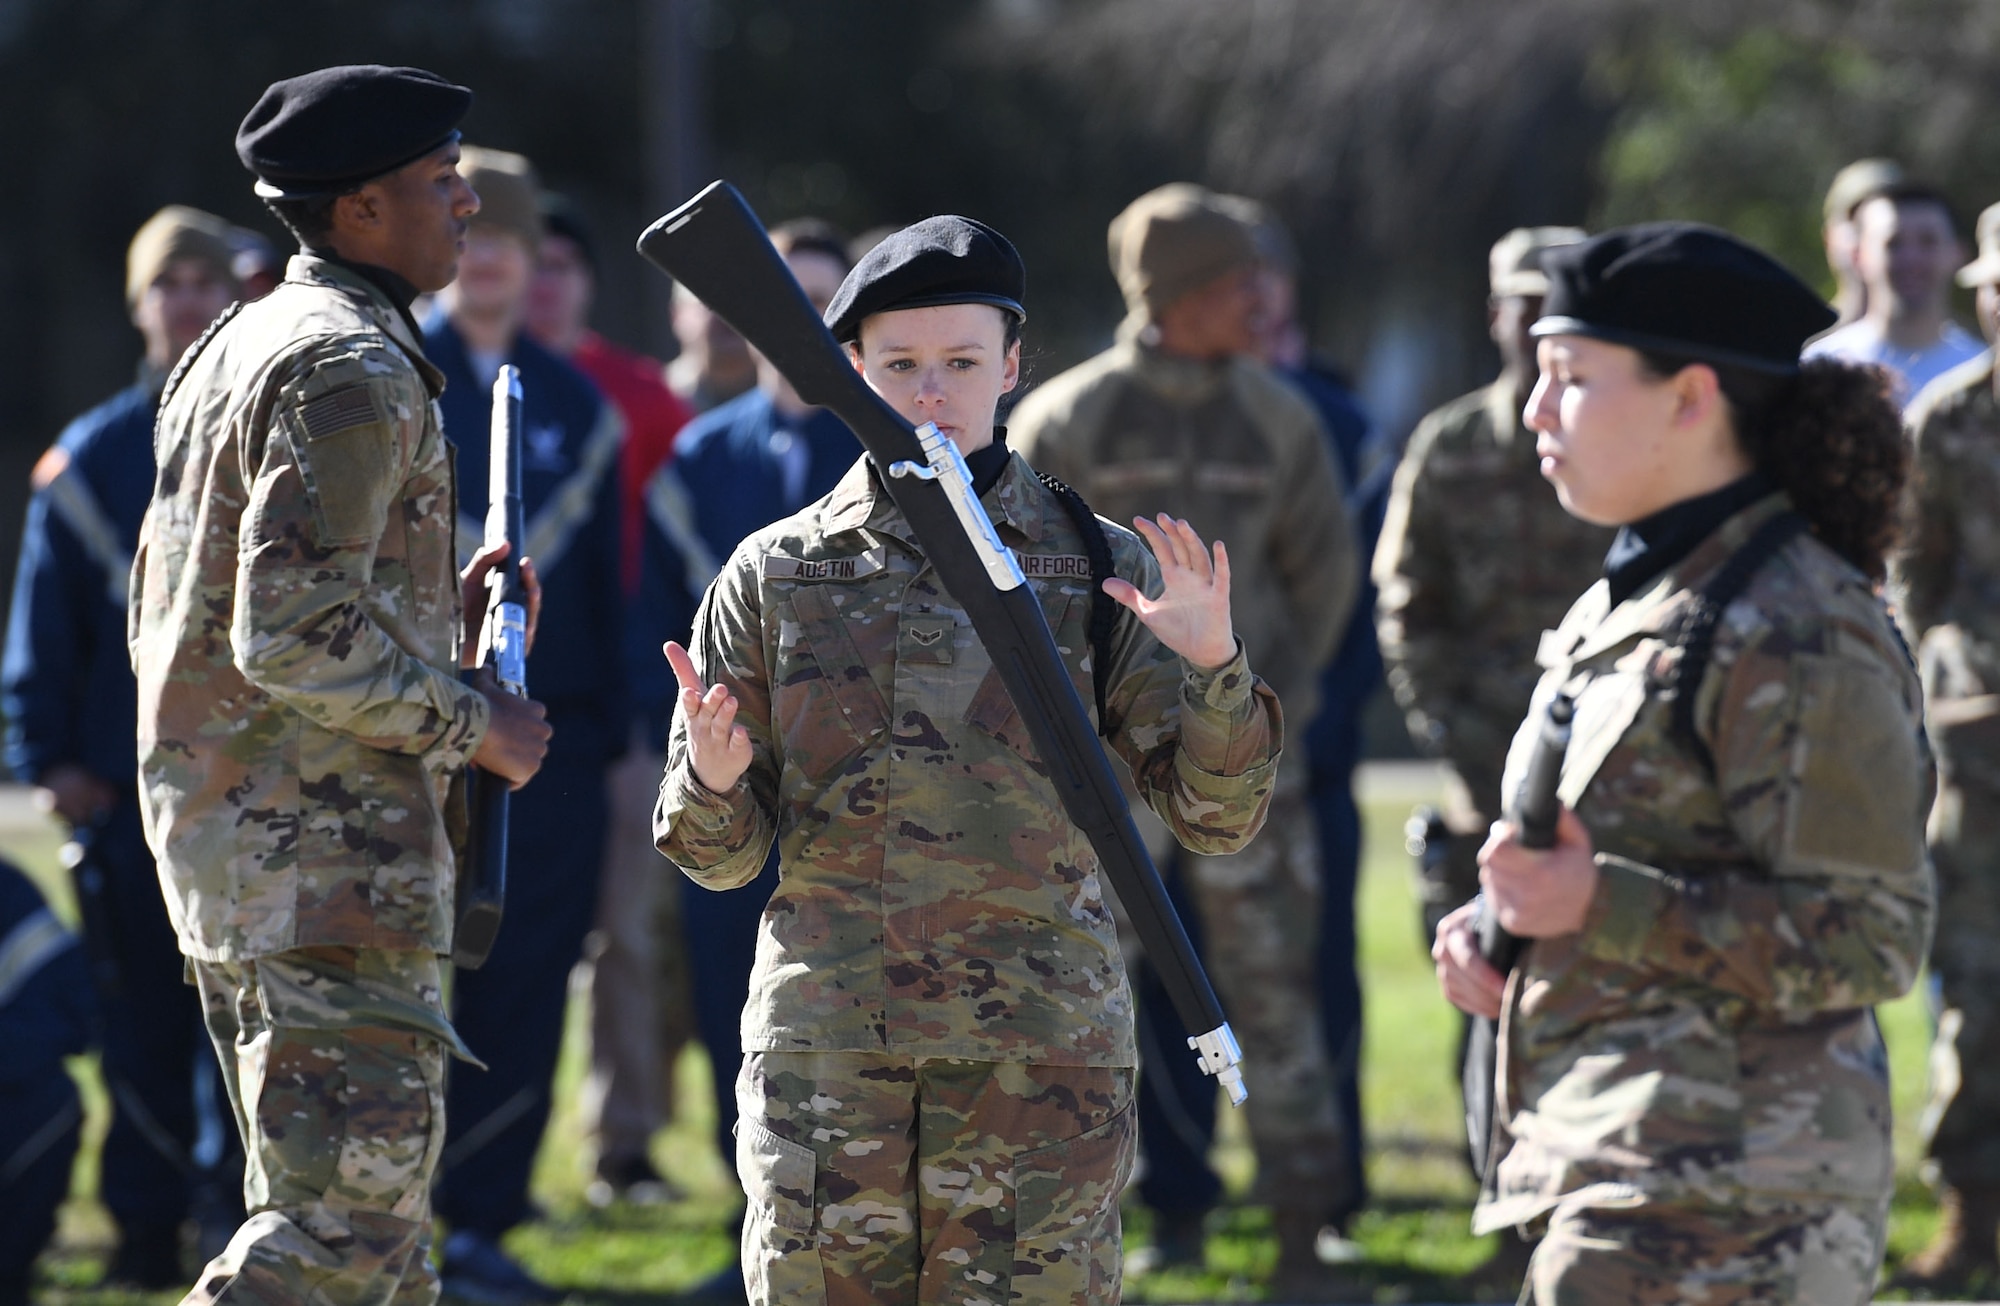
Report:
1012,1101,1135,1243
1785,653,1925,875
789,587,889,743
737,1118,818,1233
280,379,396,547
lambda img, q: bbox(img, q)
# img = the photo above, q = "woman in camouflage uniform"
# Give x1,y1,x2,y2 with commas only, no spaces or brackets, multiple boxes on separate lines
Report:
657,217,1284,1305
1435,223,1934,1304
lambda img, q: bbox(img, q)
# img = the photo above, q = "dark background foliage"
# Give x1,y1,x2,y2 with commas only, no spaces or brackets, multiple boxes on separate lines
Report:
4,0,1996,621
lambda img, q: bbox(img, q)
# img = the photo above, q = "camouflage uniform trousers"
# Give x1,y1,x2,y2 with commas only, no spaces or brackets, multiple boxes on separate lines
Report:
1520,1196,1886,1305
185,946,459,1306
1921,749,2000,1188
1134,755,1345,1214
735,1051,1135,1306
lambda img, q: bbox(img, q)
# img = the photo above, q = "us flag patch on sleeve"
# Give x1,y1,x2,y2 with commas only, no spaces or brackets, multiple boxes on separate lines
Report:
299,386,381,441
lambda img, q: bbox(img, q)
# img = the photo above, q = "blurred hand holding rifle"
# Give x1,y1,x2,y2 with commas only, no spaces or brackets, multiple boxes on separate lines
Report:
1463,691,1573,1181
454,365,528,970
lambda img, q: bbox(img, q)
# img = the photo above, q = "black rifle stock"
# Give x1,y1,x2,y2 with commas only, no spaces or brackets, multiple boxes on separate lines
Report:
636,181,1246,1103
453,365,528,970
1463,691,1574,1180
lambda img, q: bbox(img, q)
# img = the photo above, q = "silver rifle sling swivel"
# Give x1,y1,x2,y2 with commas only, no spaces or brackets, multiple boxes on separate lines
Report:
886,422,1024,591
1190,1023,1249,1106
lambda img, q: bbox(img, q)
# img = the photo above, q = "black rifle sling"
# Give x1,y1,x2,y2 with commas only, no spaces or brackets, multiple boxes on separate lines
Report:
1035,471,1119,736
1671,510,1808,776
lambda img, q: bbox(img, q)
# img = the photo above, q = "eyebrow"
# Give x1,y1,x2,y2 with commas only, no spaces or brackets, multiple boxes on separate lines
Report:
874,340,990,354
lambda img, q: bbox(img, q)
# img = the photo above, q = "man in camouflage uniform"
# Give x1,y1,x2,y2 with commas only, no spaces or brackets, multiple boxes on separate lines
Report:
129,66,551,1305
658,216,1282,1305
1888,198,2000,1294
1374,226,1607,947
1010,184,1353,1289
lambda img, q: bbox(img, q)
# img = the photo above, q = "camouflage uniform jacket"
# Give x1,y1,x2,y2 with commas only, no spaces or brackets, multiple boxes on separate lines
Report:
656,450,1282,1066
1008,341,1353,728
130,254,489,963
1478,492,1934,1233
1894,352,2000,715
1373,380,1613,814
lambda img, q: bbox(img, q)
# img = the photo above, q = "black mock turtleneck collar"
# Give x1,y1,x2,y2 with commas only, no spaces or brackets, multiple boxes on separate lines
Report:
1602,471,1775,607
967,426,1012,497
308,247,424,339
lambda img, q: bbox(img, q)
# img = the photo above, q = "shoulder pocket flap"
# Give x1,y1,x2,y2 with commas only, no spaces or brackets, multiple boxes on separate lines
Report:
788,586,889,742
1786,653,1926,874
737,1119,817,1233
1012,1103,1134,1243
279,379,397,547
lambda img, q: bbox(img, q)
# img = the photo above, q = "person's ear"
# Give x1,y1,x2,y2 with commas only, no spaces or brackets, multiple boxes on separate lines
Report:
333,188,381,236
846,341,865,376
1674,362,1721,428
1000,338,1021,395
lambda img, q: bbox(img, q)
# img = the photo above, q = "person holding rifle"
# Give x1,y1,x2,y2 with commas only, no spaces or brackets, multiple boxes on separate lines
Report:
656,216,1283,1305
1433,223,1933,1303
129,66,551,1304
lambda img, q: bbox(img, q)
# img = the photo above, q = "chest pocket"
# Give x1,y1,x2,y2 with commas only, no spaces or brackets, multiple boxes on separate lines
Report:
785,586,890,746
964,590,1091,769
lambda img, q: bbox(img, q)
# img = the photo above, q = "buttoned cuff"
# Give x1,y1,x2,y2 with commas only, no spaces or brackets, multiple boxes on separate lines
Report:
1578,852,1671,965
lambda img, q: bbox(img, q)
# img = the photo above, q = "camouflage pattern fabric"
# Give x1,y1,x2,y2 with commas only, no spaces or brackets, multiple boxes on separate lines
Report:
1008,339,1356,727
1007,341,1350,1209
735,1051,1133,1306
1478,493,1934,1282
130,254,488,963
185,946,467,1306
656,450,1281,1069
1373,380,1612,922
1893,355,2000,1187
1522,1197,1884,1305
1176,762,1345,1215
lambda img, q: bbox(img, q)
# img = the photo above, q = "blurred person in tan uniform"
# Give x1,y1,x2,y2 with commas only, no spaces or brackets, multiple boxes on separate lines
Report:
1887,200,2000,1296
1011,182,1355,1296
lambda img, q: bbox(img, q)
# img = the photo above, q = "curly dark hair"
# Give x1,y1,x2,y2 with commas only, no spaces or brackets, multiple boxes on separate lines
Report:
1636,354,1906,580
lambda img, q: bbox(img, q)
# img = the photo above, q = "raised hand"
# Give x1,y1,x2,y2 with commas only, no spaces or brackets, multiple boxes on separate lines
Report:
1102,514,1237,670
665,641,753,793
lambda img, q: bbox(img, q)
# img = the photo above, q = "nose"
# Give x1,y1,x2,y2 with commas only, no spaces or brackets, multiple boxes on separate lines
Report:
455,175,482,220
1523,370,1557,434
913,365,947,408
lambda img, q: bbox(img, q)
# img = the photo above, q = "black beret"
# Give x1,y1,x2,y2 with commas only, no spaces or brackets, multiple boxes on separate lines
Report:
236,65,472,201
1532,222,1835,375
824,215,1025,344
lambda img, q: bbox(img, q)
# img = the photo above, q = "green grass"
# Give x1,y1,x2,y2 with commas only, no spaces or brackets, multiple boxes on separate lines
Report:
10,768,1949,1302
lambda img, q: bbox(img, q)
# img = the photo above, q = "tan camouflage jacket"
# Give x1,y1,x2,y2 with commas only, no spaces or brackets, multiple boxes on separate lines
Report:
1477,493,1934,1233
1008,341,1353,729
1373,380,1612,816
1894,352,2000,722
656,450,1282,1066
130,255,489,962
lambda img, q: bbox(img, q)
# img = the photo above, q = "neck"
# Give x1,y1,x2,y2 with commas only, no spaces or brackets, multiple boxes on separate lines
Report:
1869,295,1946,351
535,320,587,358
761,367,815,420
449,296,521,357
1831,280,1867,327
